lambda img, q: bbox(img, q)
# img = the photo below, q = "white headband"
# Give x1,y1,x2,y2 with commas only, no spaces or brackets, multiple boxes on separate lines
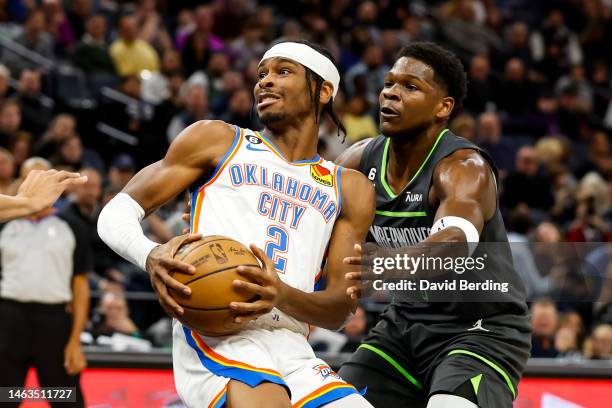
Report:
260,42,340,98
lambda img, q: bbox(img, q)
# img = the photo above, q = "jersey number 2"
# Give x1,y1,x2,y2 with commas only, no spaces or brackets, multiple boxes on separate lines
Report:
265,225,288,273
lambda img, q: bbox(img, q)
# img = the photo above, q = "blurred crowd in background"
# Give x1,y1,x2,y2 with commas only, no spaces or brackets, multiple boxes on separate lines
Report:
0,0,610,360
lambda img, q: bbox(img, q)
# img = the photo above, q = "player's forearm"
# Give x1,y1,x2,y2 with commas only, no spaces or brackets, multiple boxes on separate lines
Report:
278,282,354,330
97,193,159,271
69,275,90,344
0,195,36,222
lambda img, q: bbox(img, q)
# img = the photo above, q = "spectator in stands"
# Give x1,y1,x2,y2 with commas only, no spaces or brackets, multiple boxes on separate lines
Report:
0,100,23,148
50,134,104,175
72,14,116,75
589,61,612,120
575,130,612,180
230,18,266,71
0,64,11,103
549,166,578,225
436,0,502,59
107,154,136,190
0,148,15,193
557,84,590,141
477,111,516,176
501,146,554,214
220,88,258,130
209,69,244,115
532,9,582,84
180,5,225,76
584,323,612,359
555,65,593,112
174,9,194,46
344,44,388,104
560,311,586,346
531,298,559,357
8,132,32,174
135,0,173,55
110,14,160,76
503,21,534,67
566,172,611,242
167,83,209,143
34,113,76,159
41,0,76,54
507,206,553,300
554,326,580,359
51,135,82,172
15,69,53,137
449,113,476,142
465,54,495,113
496,58,537,116
64,166,101,237
66,0,93,41
4,8,55,74
342,95,378,144
535,137,565,175
204,52,231,105
93,291,139,337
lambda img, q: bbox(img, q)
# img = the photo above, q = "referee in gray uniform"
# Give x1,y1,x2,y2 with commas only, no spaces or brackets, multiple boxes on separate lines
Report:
0,158,91,407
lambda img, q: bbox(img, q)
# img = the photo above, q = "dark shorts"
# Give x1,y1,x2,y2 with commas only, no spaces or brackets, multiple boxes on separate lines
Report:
338,306,532,408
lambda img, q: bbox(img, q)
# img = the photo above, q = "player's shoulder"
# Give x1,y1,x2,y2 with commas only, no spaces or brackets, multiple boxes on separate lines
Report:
172,120,236,146
166,120,237,165
338,167,376,217
334,137,377,170
436,148,492,177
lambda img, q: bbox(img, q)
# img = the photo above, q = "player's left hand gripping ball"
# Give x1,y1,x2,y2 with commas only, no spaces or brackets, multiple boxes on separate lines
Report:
230,244,286,324
146,233,203,318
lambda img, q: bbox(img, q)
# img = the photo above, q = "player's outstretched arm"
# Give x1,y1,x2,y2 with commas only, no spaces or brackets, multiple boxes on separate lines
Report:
344,150,497,295
0,169,87,222
427,149,496,243
279,169,375,329
98,120,236,317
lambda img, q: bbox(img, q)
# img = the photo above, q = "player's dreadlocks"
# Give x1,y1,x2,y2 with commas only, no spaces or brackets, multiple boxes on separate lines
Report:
276,39,347,141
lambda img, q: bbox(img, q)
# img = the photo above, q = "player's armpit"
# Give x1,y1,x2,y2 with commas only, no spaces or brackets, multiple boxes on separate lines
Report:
429,149,497,242
124,120,236,214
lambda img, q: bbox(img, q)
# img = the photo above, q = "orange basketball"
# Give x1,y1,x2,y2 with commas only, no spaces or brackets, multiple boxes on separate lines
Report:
169,235,260,336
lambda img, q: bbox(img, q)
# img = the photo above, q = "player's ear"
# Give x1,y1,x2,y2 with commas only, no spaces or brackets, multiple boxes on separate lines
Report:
435,96,454,121
319,81,333,105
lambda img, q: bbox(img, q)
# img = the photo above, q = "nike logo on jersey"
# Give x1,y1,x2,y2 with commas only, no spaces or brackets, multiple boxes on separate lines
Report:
246,143,268,152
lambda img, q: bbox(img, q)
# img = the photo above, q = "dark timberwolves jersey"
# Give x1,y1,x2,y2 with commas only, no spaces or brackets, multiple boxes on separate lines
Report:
358,129,527,320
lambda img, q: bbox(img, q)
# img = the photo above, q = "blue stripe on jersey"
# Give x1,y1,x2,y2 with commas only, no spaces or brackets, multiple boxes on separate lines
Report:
335,165,343,216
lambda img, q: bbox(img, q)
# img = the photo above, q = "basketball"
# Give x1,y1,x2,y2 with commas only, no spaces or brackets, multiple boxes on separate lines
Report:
169,235,261,336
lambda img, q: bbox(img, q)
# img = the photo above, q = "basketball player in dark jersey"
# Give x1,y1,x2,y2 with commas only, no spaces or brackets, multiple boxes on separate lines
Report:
335,43,532,407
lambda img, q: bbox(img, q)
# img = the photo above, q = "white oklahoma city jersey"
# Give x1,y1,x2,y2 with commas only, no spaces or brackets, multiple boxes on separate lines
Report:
189,125,342,336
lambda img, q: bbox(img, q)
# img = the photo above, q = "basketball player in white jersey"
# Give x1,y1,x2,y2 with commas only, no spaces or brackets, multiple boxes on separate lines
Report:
98,41,375,408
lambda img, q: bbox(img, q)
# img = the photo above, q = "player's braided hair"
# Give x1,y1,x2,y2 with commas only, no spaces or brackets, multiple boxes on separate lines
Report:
275,40,347,141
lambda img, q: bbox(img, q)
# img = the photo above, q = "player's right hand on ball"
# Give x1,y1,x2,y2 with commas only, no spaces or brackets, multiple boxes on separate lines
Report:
146,233,202,318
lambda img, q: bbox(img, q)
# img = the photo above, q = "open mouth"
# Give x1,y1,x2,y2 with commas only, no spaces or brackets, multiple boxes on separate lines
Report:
257,93,281,109
380,106,400,118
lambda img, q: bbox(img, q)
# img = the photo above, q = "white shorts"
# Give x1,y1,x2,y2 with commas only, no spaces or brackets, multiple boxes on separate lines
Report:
172,321,361,408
